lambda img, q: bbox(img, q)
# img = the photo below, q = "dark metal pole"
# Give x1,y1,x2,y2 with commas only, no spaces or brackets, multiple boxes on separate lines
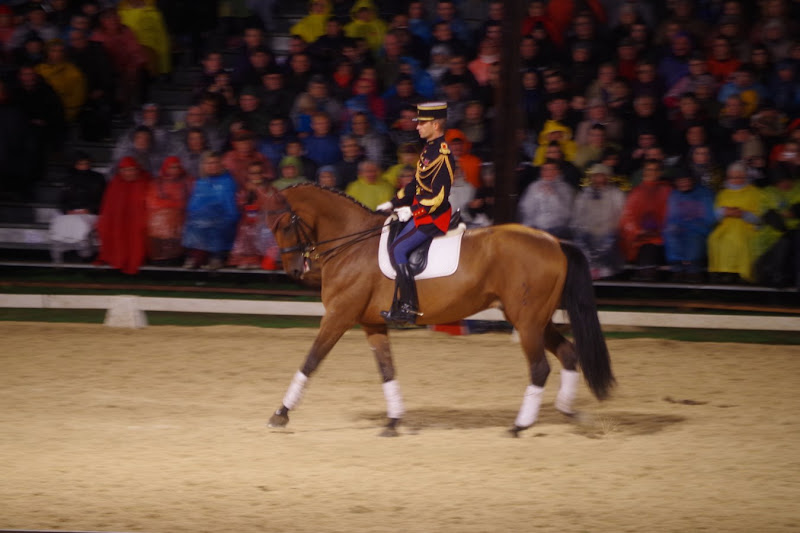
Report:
492,0,524,224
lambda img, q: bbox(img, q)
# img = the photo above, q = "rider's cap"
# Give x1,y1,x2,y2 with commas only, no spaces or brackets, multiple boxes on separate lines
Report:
414,102,448,122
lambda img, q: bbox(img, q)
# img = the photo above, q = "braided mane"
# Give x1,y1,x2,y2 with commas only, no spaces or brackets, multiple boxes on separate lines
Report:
283,183,378,215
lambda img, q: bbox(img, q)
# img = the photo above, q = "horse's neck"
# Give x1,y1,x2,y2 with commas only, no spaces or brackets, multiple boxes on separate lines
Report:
294,189,381,243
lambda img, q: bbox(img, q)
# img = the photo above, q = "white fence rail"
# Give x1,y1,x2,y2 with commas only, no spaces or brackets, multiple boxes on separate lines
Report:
1,294,798,331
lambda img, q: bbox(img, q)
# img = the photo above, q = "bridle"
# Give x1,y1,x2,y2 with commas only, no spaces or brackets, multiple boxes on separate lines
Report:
266,205,390,267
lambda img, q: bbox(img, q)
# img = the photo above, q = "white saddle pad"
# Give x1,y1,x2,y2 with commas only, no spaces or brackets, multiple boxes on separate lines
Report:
378,217,466,280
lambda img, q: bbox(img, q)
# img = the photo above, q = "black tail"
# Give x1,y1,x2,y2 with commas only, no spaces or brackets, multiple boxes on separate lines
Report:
559,242,615,400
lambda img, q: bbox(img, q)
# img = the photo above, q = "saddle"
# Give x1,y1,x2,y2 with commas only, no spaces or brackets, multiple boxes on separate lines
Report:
387,211,463,276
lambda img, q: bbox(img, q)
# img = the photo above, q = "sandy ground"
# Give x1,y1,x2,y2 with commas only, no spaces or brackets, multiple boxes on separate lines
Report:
1,322,799,533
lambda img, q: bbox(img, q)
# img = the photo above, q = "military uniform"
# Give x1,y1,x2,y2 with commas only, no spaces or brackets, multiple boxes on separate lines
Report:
391,134,454,233
380,102,454,326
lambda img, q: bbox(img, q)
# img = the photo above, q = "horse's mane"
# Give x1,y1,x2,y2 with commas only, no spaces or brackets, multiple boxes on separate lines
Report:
283,183,379,215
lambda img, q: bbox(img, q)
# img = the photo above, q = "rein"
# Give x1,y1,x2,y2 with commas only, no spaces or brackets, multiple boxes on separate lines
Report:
267,205,393,262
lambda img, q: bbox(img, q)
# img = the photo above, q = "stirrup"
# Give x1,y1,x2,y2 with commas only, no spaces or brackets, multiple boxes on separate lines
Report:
380,305,421,325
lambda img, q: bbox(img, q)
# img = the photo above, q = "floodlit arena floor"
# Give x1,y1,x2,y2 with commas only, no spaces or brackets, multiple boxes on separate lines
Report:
1,323,799,533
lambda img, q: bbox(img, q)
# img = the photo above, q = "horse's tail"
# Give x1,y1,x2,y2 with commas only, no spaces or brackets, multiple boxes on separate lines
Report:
559,241,615,400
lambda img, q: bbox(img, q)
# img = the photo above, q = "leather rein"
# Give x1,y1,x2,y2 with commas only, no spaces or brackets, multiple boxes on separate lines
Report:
266,206,391,264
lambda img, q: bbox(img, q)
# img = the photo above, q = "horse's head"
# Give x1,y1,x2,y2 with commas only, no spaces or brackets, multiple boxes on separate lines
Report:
263,186,317,281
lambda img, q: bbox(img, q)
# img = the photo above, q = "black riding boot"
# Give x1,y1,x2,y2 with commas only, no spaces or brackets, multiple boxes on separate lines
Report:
381,263,420,326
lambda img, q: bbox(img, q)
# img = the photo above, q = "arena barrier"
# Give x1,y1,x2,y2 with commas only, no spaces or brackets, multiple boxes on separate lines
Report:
1,294,799,332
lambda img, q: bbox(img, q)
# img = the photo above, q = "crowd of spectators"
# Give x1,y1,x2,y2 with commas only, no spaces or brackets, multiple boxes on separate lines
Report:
1,0,799,287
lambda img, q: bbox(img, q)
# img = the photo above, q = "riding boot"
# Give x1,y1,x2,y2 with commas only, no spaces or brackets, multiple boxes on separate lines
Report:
381,264,421,325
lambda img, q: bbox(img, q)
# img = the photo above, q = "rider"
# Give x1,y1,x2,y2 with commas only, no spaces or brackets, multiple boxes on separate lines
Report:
377,102,455,325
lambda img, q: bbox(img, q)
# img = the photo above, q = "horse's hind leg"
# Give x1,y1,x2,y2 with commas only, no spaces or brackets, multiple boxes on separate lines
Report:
544,322,580,416
363,324,404,437
511,328,550,437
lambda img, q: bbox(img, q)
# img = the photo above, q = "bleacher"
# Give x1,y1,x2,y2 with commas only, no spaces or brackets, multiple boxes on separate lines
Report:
0,2,314,259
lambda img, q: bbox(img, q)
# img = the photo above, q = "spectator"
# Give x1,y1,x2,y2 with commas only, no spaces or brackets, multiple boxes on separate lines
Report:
172,105,223,152
432,0,471,46
517,159,575,240
344,0,387,54
145,156,191,266
285,139,319,185
273,156,312,190
316,164,338,188
574,99,624,146
533,121,577,166
48,152,106,263
235,45,276,89
754,168,800,286
111,125,163,176
222,85,271,139
222,129,273,189
117,102,172,154
284,51,314,98
570,163,626,279
290,0,332,46
258,116,291,165
67,28,114,141
708,161,763,283
455,100,488,158
11,65,65,181
308,16,347,72
349,111,388,166
664,170,717,282
687,144,725,192
7,5,58,53
0,79,36,200
333,134,365,189
707,36,741,85
96,156,151,275
31,39,86,125
406,1,431,44
303,111,342,167
573,124,616,170
445,128,481,188
117,0,172,77
229,160,275,269
619,159,673,280
0,6,15,56
182,152,240,270
466,163,495,228
260,65,294,119
90,8,148,118
344,159,394,209
717,64,768,118
173,127,210,180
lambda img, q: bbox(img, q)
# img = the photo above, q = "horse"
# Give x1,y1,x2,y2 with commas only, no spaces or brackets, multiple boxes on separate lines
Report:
263,184,614,437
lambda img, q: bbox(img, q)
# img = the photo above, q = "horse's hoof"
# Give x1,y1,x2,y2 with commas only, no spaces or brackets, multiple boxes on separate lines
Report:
508,425,525,438
555,403,576,417
379,426,399,437
268,413,289,428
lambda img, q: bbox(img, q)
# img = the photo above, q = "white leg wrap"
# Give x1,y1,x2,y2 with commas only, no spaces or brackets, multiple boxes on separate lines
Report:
382,380,405,419
515,385,544,428
555,369,580,415
282,371,308,410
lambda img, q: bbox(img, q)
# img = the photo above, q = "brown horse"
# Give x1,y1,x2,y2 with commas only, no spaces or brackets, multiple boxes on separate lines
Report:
264,184,614,436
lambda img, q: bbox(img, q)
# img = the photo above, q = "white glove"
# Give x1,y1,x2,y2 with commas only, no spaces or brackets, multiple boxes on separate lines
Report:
395,206,413,222
376,201,394,212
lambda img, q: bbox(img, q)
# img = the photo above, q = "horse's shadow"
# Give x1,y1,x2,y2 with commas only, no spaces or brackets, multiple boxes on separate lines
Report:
356,407,686,437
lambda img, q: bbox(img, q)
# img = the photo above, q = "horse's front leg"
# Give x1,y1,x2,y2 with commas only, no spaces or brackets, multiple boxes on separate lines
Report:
268,313,350,428
364,324,405,437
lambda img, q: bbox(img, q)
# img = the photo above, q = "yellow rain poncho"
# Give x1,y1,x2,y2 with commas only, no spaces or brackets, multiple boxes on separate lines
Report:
290,0,331,44
707,183,763,281
344,0,387,53
532,120,577,165
118,0,171,75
